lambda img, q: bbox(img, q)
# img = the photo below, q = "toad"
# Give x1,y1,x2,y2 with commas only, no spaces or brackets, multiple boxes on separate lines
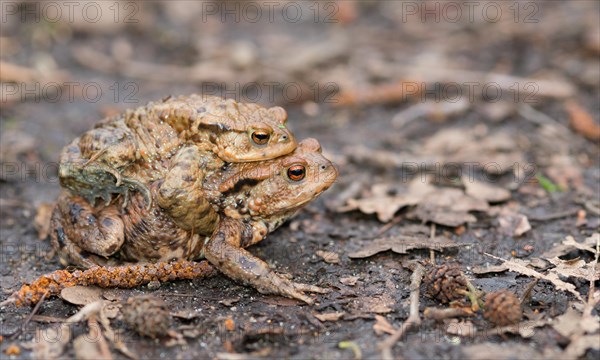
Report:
59,94,296,208
51,138,338,304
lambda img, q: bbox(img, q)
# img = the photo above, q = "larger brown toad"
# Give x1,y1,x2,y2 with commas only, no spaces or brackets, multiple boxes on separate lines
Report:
51,138,338,304
59,94,296,208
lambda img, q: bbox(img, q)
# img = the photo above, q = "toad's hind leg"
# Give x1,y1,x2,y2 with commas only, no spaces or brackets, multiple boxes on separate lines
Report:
50,192,125,268
156,145,219,235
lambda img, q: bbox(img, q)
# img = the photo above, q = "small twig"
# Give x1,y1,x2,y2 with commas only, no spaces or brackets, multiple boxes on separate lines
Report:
378,263,425,360
518,104,572,136
423,307,474,321
30,315,67,323
583,201,600,216
520,279,539,306
528,208,580,221
457,281,484,312
375,214,404,237
8,291,47,339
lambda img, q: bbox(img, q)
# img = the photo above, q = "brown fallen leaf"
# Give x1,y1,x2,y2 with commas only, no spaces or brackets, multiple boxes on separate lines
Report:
25,302,103,360
414,186,489,227
73,332,111,360
34,203,54,240
420,128,526,175
546,154,585,191
546,257,599,284
60,286,103,306
472,264,509,275
553,307,600,338
485,319,550,338
342,174,501,227
542,234,599,258
414,206,477,227
347,235,459,258
498,213,531,237
313,312,345,322
340,276,359,286
485,253,582,301
462,343,544,360
565,100,600,140
446,319,477,337
463,177,511,203
341,180,429,222
373,315,396,335
315,250,341,264
562,334,600,359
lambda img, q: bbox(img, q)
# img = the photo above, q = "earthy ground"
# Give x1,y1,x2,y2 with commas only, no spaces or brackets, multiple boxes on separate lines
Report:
1,1,599,359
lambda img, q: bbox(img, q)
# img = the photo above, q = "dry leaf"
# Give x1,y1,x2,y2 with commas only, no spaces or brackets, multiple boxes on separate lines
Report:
421,128,525,174
343,177,493,226
546,257,597,282
486,319,550,338
553,308,600,338
415,187,488,227
313,312,345,322
472,264,509,275
342,180,429,222
463,177,511,203
562,334,600,359
26,302,104,360
73,333,110,360
542,234,599,258
462,343,543,360
546,154,584,191
29,326,71,359
485,254,582,301
498,213,531,236
61,286,103,306
316,250,341,264
340,276,359,286
373,315,396,335
347,235,459,258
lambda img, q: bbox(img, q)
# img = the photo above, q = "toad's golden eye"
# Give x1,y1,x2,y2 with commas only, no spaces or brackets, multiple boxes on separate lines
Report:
287,165,305,181
251,131,270,145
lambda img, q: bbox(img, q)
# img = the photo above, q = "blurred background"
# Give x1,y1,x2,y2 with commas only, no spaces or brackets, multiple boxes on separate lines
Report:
1,1,599,359
1,1,598,196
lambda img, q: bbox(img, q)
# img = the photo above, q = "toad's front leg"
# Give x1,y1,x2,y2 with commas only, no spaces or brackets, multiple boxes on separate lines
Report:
156,145,219,235
203,218,328,304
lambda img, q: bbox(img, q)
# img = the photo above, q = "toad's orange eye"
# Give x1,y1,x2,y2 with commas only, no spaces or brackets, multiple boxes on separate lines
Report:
287,165,305,181
251,131,270,145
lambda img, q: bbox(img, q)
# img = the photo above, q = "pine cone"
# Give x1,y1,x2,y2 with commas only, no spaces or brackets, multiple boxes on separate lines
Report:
424,263,468,303
484,290,522,326
123,295,172,338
